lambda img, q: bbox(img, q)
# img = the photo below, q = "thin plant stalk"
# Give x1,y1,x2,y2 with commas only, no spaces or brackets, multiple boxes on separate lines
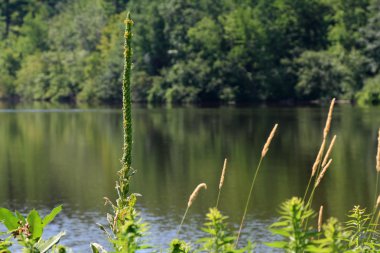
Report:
367,195,380,242
368,130,380,240
302,174,313,203
235,124,278,245
235,158,263,246
307,159,332,208
375,129,380,208
374,173,379,209
216,158,227,208
177,207,189,236
318,205,323,239
374,211,380,231
235,124,278,246
303,139,327,202
303,99,335,204
177,183,207,236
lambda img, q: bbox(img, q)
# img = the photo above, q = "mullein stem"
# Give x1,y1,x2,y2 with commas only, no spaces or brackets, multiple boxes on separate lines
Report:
118,13,134,206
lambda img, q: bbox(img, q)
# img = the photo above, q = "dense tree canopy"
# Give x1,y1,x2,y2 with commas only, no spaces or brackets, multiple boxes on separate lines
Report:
0,0,379,104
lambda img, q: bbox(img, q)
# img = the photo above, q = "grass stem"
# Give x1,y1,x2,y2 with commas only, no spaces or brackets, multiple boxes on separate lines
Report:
235,158,263,246
216,189,222,209
302,175,313,203
177,207,189,236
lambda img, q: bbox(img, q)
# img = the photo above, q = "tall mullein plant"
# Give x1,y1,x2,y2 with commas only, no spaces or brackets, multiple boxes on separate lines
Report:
91,13,149,253
117,13,134,208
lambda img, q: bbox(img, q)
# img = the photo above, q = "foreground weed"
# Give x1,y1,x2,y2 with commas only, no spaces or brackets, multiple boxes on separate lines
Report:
92,13,148,253
345,206,378,251
266,197,316,252
307,218,350,252
198,208,254,253
0,232,11,253
169,239,191,253
0,206,66,252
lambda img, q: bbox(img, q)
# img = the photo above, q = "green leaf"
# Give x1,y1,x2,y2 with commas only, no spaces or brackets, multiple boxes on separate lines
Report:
42,205,62,228
91,243,108,253
35,231,65,253
269,228,291,237
0,208,19,231
269,220,289,227
27,210,43,239
15,211,26,224
265,241,287,248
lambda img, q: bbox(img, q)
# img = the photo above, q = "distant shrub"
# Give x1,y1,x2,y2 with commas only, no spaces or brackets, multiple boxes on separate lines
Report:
356,74,380,105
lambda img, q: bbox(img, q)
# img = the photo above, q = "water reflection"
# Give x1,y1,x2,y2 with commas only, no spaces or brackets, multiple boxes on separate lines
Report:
0,103,379,251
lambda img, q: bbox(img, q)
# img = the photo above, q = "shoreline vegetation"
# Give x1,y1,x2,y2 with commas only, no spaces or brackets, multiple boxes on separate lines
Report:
1,0,380,105
0,11,380,253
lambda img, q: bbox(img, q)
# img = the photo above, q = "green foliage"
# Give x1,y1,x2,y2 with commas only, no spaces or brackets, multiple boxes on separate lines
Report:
359,0,380,75
356,74,380,105
345,206,375,250
267,197,316,252
169,239,191,253
307,218,350,253
295,51,350,100
0,236,12,253
0,206,67,252
91,14,150,253
0,0,380,104
198,208,253,253
108,195,149,252
328,0,369,51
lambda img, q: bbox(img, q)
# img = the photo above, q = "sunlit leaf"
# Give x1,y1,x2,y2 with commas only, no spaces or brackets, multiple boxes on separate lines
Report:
27,210,43,239
0,208,19,231
42,205,62,228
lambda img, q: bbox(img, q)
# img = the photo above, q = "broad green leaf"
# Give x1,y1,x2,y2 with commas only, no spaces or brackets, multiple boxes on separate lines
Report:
0,208,19,230
269,228,291,237
42,205,62,228
264,241,287,248
35,231,65,253
91,243,108,253
306,245,327,252
27,210,43,239
269,221,288,227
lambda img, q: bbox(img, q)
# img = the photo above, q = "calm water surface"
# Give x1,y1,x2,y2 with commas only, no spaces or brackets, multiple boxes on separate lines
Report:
0,103,379,252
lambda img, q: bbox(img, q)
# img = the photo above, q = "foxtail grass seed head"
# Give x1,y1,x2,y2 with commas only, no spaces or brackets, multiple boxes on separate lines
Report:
261,124,279,158
188,183,207,207
315,159,333,187
312,139,326,177
219,159,227,190
323,98,336,139
377,128,380,172
322,135,337,167
318,205,323,232
377,195,380,208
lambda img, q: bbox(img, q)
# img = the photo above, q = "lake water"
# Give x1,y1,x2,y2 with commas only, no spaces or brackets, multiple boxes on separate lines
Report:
0,102,379,252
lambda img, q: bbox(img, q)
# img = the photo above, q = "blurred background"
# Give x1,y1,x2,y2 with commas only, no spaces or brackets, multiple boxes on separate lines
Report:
0,0,379,105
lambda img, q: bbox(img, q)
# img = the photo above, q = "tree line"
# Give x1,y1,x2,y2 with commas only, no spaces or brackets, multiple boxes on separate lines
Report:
0,0,379,104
